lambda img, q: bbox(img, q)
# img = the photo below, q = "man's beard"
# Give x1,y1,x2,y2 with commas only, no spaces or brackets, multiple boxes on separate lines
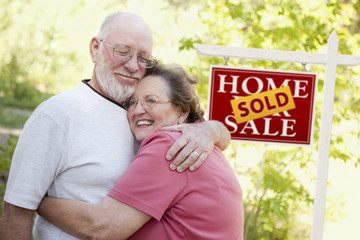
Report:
95,52,139,103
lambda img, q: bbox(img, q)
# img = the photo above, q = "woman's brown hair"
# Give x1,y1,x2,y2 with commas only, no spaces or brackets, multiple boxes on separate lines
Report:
144,63,205,123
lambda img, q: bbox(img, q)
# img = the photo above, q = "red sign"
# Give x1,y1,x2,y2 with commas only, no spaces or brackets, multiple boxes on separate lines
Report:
207,66,318,145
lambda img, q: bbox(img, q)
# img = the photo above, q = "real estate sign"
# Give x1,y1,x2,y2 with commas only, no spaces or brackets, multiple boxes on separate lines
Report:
207,65,318,145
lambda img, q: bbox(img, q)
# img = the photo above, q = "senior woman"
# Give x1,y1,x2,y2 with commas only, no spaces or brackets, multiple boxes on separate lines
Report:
37,63,244,240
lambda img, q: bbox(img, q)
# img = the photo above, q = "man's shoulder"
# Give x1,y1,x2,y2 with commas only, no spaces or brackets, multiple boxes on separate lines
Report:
36,81,86,110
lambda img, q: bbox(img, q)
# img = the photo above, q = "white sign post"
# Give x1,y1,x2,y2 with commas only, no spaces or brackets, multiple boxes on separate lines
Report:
194,31,360,240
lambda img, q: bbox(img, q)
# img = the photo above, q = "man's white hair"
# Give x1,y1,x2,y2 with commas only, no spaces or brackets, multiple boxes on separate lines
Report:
97,12,149,40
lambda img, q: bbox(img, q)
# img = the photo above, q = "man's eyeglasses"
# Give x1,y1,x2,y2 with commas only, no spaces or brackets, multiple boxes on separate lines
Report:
124,95,171,111
100,40,157,68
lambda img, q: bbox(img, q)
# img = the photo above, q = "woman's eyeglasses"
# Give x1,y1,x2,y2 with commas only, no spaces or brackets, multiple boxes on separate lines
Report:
124,95,171,111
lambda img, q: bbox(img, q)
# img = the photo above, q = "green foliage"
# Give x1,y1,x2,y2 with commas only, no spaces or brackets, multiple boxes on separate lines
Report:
0,0,85,126
0,55,53,110
0,135,18,215
180,0,360,165
179,36,204,51
0,53,52,127
0,107,30,129
179,0,360,238
0,0,95,100
240,147,314,239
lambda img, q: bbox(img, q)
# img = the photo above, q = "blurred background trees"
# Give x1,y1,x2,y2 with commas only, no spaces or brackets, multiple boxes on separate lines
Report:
179,1,360,238
0,0,359,239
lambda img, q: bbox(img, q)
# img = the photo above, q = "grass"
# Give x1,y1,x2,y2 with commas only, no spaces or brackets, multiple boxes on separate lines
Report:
0,90,53,129
0,107,31,129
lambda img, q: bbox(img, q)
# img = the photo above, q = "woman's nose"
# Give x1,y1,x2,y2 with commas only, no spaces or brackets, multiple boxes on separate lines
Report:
133,100,146,114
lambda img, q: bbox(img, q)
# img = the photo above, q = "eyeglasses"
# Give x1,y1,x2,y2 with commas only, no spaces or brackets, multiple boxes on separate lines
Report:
124,95,171,111
100,40,157,68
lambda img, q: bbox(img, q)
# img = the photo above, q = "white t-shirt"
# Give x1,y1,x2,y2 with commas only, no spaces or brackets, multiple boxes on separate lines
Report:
4,80,136,239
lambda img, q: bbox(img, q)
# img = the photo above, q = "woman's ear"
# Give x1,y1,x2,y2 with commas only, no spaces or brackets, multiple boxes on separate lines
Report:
177,105,190,124
89,37,101,63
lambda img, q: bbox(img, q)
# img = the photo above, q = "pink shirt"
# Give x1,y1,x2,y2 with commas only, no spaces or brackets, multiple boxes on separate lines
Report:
108,131,244,240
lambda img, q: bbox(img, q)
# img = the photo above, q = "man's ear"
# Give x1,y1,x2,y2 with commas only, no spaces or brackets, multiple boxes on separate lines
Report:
89,37,101,63
177,105,190,124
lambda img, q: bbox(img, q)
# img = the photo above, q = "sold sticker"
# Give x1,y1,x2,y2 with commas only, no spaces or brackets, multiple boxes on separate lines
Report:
230,86,296,124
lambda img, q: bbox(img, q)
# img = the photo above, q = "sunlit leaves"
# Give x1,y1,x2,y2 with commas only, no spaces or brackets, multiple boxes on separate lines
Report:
178,1,360,239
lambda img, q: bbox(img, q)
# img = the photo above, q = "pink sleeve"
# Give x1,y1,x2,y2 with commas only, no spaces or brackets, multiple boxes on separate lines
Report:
108,132,187,220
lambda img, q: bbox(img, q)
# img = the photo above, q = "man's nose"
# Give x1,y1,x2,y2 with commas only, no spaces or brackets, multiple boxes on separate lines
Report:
124,54,140,73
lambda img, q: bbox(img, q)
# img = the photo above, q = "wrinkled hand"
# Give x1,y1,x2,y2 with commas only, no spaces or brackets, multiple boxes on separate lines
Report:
161,123,214,172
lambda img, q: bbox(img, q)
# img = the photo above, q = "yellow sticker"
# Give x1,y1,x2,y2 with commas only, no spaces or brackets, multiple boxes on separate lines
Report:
230,86,296,124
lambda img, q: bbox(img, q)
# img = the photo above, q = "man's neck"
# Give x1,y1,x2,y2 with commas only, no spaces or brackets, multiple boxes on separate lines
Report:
83,79,126,109
89,76,101,93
